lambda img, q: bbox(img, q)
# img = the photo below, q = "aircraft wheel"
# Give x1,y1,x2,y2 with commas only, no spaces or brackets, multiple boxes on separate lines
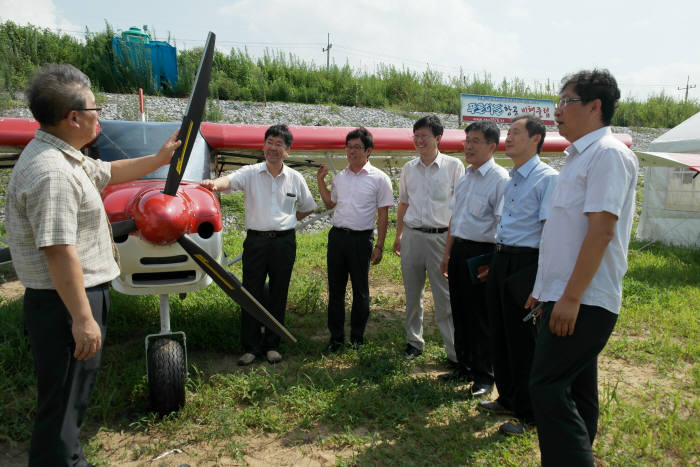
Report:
147,338,186,415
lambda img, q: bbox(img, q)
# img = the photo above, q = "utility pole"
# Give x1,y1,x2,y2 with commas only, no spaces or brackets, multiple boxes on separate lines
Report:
678,76,696,102
322,33,332,71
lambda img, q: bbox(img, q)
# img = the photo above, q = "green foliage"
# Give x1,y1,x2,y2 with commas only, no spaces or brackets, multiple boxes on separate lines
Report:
2,20,698,128
614,92,700,128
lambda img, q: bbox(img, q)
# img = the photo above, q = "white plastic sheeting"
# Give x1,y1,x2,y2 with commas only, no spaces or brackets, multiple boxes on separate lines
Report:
636,112,700,248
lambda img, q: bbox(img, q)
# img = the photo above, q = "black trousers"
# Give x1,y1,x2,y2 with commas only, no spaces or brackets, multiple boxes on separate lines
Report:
529,303,618,467
447,239,495,384
241,230,296,354
486,250,538,423
326,227,373,345
24,283,109,467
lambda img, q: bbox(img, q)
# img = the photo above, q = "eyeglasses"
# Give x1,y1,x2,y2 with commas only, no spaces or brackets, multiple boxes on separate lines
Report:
555,97,583,110
346,144,365,151
73,107,102,113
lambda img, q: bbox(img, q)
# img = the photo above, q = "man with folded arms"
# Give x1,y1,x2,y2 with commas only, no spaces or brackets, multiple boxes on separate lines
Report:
201,124,316,366
478,115,557,434
438,120,509,398
393,115,464,363
317,127,394,351
527,69,638,466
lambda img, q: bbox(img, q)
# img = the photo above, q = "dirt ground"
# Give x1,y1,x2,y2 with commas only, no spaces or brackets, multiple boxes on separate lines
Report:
0,279,23,302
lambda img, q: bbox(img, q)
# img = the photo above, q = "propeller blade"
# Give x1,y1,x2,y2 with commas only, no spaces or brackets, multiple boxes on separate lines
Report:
163,31,216,196
176,235,297,344
111,219,137,238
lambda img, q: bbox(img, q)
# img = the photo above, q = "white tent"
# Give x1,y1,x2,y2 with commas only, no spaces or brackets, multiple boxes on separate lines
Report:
636,112,700,247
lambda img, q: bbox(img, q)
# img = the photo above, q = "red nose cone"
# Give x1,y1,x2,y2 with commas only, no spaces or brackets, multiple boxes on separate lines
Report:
132,189,191,245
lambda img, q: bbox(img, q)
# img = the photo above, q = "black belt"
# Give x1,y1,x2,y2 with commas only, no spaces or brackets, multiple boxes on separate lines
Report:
247,229,295,238
331,226,373,235
411,226,448,234
495,244,539,254
454,238,495,248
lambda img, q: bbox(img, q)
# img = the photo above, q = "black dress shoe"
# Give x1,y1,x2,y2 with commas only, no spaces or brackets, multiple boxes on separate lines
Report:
445,358,460,369
326,341,343,353
403,344,423,360
470,382,493,399
477,399,515,415
437,368,471,383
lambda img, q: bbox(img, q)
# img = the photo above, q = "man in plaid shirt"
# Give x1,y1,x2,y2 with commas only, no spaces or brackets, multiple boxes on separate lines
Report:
6,64,180,467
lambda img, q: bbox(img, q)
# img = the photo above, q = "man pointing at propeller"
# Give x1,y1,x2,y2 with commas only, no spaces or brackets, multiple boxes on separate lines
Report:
6,64,180,467
201,124,316,366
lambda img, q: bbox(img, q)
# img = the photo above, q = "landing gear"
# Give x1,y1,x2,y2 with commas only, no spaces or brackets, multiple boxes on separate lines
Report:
145,294,188,415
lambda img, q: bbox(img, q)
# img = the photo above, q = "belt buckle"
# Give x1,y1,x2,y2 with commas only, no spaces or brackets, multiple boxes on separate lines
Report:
265,231,277,238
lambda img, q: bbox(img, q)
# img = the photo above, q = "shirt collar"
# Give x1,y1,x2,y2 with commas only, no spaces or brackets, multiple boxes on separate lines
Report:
35,129,85,162
470,157,497,176
258,162,288,178
344,160,372,175
511,154,540,178
419,151,443,168
569,126,611,156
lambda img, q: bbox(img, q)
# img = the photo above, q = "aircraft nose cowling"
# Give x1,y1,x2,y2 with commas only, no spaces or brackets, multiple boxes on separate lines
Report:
132,189,191,245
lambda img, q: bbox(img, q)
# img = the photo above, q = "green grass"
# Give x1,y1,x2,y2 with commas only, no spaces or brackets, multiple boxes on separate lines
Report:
0,229,698,465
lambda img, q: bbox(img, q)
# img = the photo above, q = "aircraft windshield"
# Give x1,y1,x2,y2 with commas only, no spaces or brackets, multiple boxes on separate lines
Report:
91,120,211,181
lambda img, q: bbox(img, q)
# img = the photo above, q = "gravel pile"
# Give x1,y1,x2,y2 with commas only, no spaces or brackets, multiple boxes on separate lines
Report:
3,92,660,151
1,94,662,228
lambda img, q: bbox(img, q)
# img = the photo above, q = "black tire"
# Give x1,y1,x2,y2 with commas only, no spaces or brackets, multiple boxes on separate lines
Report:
147,338,186,415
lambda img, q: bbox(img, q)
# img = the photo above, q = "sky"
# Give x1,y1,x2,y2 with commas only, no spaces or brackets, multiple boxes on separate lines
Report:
1,0,698,101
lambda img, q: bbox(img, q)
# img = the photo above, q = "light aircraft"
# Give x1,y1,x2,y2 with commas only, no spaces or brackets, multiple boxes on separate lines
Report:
4,40,695,414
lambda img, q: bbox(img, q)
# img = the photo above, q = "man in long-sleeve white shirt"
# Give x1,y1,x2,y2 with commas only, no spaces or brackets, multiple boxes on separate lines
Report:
393,115,464,363
201,125,316,366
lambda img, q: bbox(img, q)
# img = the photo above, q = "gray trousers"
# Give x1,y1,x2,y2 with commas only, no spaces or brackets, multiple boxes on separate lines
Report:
400,227,455,361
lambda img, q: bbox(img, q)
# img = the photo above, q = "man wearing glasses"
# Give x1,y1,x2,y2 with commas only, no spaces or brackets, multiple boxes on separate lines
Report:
201,124,316,366
316,127,394,351
393,115,464,363
6,64,180,466
526,69,638,466
438,120,509,398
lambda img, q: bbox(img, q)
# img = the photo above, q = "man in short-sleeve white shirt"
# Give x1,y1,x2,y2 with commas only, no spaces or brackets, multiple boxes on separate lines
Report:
201,125,316,366
317,127,394,351
525,70,638,466
393,115,465,363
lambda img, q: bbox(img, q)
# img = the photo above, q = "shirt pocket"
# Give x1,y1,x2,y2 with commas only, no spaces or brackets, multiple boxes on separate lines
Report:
551,174,584,208
430,171,450,201
467,194,489,217
284,192,297,213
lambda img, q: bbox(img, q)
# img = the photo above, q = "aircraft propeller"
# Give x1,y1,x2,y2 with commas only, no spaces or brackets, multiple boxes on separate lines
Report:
108,32,296,344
